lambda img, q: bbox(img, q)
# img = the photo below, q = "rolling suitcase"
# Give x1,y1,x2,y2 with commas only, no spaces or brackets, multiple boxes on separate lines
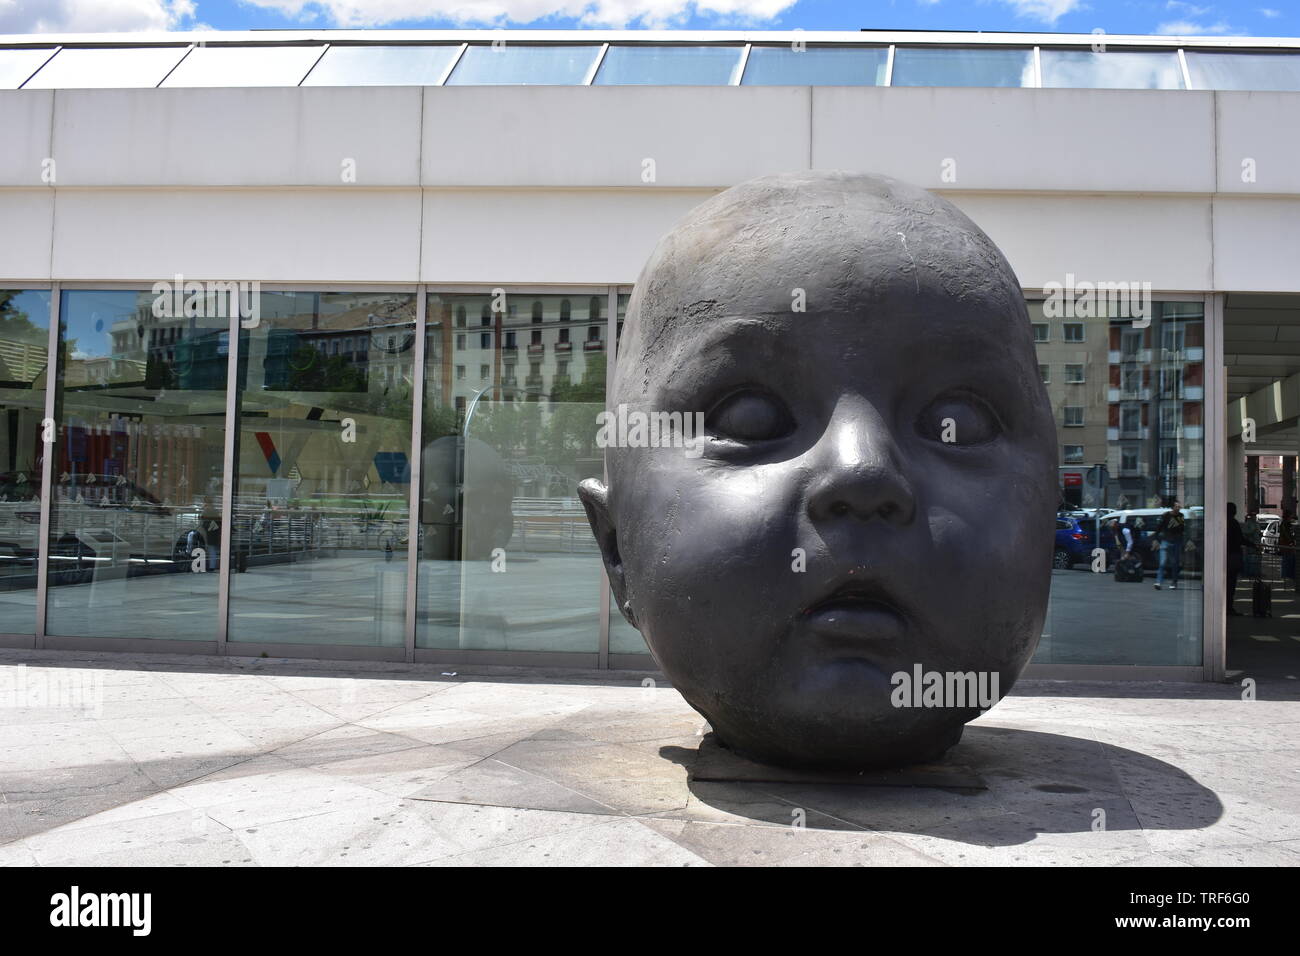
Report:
1253,578,1272,618
1113,555,1144,583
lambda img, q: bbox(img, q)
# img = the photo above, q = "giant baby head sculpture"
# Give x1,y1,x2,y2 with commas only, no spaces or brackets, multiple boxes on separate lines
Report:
579,171,1057,771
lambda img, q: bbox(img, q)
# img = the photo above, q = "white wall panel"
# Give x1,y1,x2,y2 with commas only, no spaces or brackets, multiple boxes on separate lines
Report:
947,193,1214,291
1215,92,1300,195
420,188,717,284
813,88,1216,194
0,91,53,186
422,87,810,188
51,189,422,282
51,88,422,187
1213,197,1300,292
0,190,54,280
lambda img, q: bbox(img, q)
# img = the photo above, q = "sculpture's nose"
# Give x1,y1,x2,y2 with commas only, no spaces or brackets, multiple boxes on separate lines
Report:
805,399,916,526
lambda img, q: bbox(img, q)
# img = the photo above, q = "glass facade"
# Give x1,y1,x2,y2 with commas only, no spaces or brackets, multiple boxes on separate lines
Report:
302,45,462,86
45,290,228,641
741,46,888,85
1032,300,1205,665
417,293,607,656
227,291,416,647
4,287,1217,671
594,45,744,85
447,45,601,85
1039,49,1185,90
0,291,50,635
891,46,1036,87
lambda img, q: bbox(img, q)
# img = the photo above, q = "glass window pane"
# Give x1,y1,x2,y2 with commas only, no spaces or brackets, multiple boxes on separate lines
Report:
161,45,325,88
1032,300,1203,666
892,47,1036,88
0,290,51,633
417,293,605,655
46,290,229,641
1040,49,1184,89
23,46,188,89
302,45,461,86
0,48,55,89
741,45,888,85
228,291,416,647
446,45,600,85
1186,51,1300,91
594,45,742,85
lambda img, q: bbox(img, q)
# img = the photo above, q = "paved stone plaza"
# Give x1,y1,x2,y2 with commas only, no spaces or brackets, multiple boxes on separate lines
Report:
0,648,1298,867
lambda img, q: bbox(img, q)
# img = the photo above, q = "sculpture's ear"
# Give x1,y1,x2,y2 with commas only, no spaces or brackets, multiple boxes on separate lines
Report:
578,477,634,628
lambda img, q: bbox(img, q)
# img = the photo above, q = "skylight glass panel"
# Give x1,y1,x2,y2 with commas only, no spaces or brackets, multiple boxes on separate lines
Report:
23,46,187,89
302,44,461,86
741,45,888,85
594,45,743,85
891,47,1036,88
0,48,56,89
1185,51,1300,91
160,45,326,88
1040,49,1184,89
445,45,600,85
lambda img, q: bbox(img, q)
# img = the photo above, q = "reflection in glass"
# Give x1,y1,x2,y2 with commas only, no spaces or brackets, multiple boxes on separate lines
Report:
45,291,228,641
741,46,888,85
1185,51,1300,91
228,292,415,647
0,291,50,634
446,45,600,85
0,48,56,89
1033,300,1204,665
23,46,188,89
1040,49,1184,89
161,45,325,88
891,47,1035,87
417,293,605,654
302,45,462,86
594,45,743,85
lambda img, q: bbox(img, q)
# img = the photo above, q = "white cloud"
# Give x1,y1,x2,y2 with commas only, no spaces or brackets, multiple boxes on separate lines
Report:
1165,1,1211,15
0,0,197,33
1155,18,1237,34
238,0,795,29
1259,7,1281,17
997,0,1083,25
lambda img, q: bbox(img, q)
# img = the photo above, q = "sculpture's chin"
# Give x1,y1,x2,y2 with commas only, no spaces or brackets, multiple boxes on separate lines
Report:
701,707,971,772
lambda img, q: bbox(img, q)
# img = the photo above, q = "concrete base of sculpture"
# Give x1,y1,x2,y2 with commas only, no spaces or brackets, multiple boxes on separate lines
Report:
691,734,986,790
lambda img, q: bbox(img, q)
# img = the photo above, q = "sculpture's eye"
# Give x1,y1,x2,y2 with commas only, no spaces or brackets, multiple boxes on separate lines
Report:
916,392,1002,445
705,389,795,442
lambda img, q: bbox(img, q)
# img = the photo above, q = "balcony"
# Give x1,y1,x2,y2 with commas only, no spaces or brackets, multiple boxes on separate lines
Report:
527,343,545,356
554,341,572,353
583,339,604,352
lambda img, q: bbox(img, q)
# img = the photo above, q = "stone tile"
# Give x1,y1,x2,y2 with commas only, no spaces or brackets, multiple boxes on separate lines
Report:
641,817,942,866
24,808,255,867
235,803,455,866
407,758,617,815
431,817,710,867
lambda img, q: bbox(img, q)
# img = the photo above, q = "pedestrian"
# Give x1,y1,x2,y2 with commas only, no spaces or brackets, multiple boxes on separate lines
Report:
1243,511,1262,578
1153,497,1186,591
1227,502,1245,615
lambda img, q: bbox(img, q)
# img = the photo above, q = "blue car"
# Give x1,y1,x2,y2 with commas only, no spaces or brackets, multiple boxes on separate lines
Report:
1053,516,1095,569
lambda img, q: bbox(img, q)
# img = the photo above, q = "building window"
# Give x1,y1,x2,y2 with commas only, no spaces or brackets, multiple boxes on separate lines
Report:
1121,365,1141,395
587,324,601,341
455,334,466,351
1121,405,1141,433
455,305,466,328
454,396,466,412
1039,364,1050,384
1063,406,1084,427
1162,326,1186,354
532,301,543,324
1121,446,1139,472
479,364,490,380
531,329,542,346
455,365,465,381
504,331,516,348
1160,446,1179,473
1063,322,1084,343
589,296,603,321
1120,328,1142,358
1160,405,1179,434
559,327,570,344
1160,368,1184,399
1033,323,1049,343
1063,445,1085,463
1065,363,1085,383
480,332,491,349
560,299,571,321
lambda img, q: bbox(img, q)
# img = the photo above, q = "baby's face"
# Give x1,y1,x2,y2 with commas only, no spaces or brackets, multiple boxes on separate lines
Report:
598,274,1056,769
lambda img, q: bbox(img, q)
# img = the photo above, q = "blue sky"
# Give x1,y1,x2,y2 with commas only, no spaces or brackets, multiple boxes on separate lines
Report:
1,0,1295,37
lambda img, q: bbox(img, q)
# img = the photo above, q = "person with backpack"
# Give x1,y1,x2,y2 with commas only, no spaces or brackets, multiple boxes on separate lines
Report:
1153,498,1186,591
1227,503,1245,615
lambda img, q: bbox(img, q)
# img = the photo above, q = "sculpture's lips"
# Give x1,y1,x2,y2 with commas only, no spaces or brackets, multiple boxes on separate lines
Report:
801,583,906,642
